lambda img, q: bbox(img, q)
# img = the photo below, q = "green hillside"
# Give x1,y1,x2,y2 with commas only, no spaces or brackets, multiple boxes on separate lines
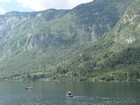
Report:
0,0,140,81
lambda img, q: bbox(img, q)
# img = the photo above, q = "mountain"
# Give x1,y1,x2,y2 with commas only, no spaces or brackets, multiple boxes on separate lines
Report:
0,0,139,81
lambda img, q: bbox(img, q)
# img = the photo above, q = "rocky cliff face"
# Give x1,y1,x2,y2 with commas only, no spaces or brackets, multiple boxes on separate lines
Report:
0,10,68,57
108,0,140,52
0,12,30,37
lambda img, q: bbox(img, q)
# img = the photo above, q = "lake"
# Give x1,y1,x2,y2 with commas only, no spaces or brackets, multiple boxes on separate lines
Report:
0,81,139,105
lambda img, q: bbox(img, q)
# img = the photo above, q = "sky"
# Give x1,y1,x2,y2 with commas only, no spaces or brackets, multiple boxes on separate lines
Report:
0,0,93,14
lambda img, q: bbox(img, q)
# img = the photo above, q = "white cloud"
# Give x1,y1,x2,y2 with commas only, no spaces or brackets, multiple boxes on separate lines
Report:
16,0,46,11
0,0,12,3
16,0,93,11
68,0,93,8
0,7,6,14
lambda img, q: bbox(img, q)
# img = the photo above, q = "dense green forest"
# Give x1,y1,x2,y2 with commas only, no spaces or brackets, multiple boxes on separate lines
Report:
0,0,140,81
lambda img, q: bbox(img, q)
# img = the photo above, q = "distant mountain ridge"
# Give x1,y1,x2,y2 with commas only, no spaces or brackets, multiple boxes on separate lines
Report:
0,0,140,81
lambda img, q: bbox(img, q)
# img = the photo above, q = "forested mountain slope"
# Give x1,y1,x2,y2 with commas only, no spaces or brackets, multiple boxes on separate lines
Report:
1,0,139,81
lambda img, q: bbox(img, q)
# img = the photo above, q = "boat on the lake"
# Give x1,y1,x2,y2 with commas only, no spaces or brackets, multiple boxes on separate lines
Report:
65,91,73,97
25,86,33,90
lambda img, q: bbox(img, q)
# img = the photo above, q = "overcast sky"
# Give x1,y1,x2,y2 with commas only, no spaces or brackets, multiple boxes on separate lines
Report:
0,0,93,14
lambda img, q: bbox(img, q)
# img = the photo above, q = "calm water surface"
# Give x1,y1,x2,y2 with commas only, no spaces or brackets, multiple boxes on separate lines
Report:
0,81,140,105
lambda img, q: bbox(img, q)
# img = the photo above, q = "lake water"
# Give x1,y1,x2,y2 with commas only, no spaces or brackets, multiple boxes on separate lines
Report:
0,81,140,105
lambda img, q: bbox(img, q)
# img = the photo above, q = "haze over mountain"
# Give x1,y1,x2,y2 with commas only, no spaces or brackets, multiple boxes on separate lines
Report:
0,0,140,81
